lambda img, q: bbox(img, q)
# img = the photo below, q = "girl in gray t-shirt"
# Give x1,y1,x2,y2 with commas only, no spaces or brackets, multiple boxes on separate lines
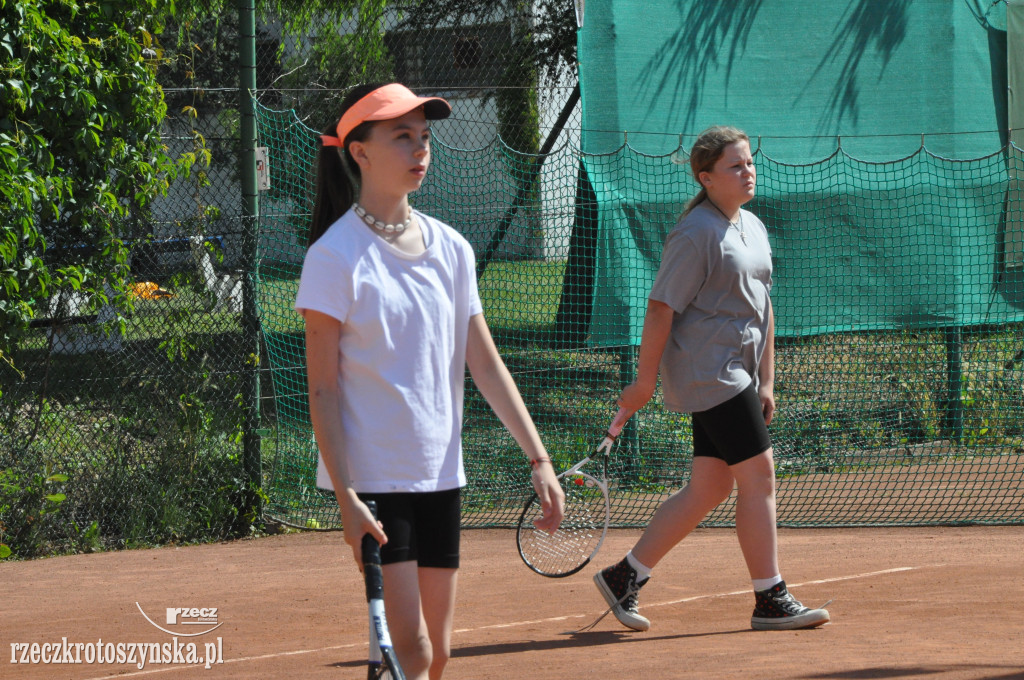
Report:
592,126,830,633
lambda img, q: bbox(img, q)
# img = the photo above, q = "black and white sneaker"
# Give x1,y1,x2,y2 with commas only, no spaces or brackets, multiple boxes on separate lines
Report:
593,558,651,631
751,581,830,630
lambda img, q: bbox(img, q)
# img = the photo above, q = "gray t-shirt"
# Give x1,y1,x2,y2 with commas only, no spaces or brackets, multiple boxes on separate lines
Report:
649,201,773,413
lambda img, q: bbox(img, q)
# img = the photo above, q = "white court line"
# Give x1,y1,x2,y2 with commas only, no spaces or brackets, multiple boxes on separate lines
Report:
453,565,938,633
643,565,938,611
84,642,364,680
85,565,938,679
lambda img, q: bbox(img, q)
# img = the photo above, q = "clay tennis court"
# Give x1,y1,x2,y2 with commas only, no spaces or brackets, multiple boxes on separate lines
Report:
4,525,1022,679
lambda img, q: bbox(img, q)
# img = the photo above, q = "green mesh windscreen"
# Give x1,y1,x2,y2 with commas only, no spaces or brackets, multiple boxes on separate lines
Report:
578,0,1007,160
578,0,1013,344
254,90,1024,531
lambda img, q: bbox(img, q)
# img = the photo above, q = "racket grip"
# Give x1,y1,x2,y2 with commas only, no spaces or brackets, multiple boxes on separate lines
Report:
361,532,383,566
361,501,384,601
361,500,383,568
607,407,632,438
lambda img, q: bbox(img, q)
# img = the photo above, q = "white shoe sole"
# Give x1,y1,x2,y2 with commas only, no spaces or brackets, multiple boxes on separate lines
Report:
593,572,651,632
751,607,830,631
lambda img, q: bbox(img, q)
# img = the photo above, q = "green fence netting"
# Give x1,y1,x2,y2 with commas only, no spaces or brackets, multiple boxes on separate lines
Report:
586,144,1024,345
254,99,1024,530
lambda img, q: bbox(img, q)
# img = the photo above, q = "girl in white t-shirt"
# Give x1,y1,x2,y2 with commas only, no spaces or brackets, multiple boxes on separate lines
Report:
592,127,830,634
295,83,564,679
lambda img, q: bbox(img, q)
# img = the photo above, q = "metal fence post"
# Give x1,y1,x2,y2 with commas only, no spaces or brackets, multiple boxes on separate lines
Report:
943,326,964,444
239,0,262,518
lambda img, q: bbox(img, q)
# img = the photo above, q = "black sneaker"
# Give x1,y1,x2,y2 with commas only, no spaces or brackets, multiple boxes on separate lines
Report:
593,558,651,631
751,581,830,630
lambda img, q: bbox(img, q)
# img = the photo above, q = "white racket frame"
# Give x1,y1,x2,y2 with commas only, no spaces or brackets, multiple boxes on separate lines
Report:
517,409,630,577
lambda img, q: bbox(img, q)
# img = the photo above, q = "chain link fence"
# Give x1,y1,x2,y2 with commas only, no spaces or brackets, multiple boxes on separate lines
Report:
0,2,580,557
1,9,258,558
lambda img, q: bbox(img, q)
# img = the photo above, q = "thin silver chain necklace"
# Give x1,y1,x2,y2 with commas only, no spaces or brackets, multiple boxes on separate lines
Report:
706,199,747,244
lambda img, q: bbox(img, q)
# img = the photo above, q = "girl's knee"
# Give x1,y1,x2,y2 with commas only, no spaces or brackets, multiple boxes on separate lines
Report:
733,450,775,493
711,476,737,503
736,474,775,499
397,631,433,676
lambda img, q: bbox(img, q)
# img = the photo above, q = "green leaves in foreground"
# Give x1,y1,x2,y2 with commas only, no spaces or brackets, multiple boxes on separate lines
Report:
0,466,69,560
0,1,190,375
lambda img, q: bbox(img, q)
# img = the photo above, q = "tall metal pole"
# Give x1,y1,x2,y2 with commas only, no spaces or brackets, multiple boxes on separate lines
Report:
476,83,581,277
238,0,262,518
943,326,963,444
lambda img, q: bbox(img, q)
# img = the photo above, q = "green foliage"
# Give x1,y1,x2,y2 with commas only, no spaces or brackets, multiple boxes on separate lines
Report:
956,352,1024,446
397,0,577,90
0,380,254,558
0,460,68,560
261,0,396,128
159,6,242,105
0,0,197,385
262,0,381,35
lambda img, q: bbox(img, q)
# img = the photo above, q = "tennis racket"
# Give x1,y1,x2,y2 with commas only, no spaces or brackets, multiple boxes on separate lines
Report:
516,408,632,577
362,501,405,680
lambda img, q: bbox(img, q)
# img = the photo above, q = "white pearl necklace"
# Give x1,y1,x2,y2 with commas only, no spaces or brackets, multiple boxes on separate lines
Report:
353,202,412,235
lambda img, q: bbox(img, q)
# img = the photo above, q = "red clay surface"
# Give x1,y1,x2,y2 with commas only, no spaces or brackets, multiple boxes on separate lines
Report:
3,526,1023,679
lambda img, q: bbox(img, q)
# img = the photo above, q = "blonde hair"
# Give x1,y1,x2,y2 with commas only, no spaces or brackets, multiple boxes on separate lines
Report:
682,126,750,216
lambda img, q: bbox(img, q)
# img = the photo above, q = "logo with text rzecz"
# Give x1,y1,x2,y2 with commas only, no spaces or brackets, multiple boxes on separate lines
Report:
135,603,224,637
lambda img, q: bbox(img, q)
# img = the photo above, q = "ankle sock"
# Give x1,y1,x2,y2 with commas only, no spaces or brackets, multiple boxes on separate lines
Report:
752,574,783,592
625,551,652,582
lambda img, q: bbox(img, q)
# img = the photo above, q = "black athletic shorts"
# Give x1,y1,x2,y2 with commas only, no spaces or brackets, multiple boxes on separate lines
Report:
691,382,772,466
357,488,461,569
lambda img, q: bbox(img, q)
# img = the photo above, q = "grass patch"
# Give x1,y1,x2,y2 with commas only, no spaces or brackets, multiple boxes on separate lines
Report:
258,260,1024,527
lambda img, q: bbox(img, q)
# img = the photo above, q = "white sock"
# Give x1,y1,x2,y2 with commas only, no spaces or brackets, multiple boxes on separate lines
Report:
625,551,652,582
752,574,783,592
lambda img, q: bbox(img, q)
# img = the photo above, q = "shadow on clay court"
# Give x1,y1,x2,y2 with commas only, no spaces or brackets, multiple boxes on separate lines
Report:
795,665,1024,679
326,627,754,669
449,626,754,660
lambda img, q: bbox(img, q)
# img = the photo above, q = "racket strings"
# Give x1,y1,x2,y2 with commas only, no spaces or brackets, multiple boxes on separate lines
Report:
523,525,599,559
519,476,607,575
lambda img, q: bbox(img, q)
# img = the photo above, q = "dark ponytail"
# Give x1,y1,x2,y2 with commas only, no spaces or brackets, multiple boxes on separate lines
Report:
308,83,386,246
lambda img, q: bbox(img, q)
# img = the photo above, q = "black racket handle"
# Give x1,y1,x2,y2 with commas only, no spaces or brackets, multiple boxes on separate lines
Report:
361,501,384,601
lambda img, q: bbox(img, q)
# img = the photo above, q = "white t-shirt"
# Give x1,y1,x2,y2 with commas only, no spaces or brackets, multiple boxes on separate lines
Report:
294,208,482,493
649,202,773,413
